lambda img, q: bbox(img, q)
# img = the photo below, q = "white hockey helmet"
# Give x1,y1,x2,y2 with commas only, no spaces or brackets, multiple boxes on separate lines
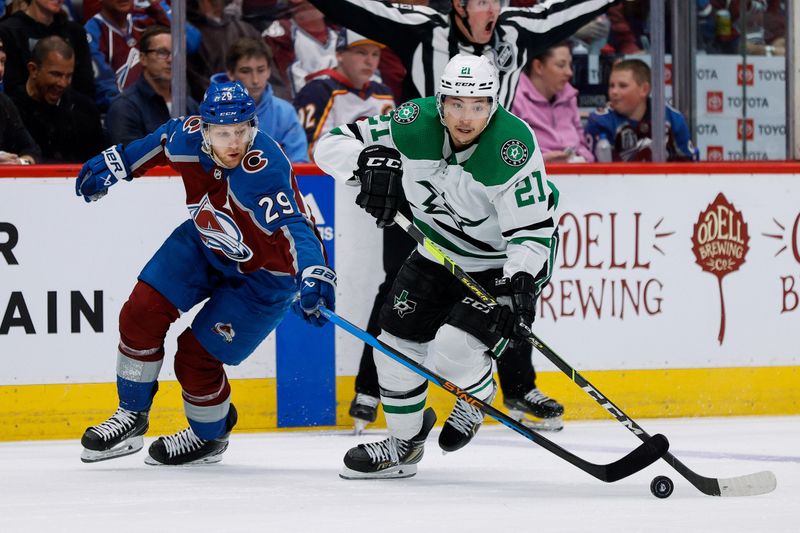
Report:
436,54,499,124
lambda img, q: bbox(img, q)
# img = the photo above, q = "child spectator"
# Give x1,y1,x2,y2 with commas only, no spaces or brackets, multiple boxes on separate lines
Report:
10,36,106,162
106,25,199,145
0,0,96,100
85,0,172,111
210,37,308,162
511,42,593,163
294,29,394,159
586,59,697,162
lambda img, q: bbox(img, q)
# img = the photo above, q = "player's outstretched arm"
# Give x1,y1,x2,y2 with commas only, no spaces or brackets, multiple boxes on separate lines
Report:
75,145,132,203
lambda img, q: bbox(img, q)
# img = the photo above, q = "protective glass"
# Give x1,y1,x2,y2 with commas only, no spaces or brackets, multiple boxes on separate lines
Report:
442,99,492,120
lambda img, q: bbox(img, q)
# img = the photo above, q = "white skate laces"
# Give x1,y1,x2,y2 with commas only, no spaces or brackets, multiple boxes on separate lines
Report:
354,393,380,409
89,408,138,441
161,428,207,458
361,436,408,464
525,388,552,405
446,399,484,435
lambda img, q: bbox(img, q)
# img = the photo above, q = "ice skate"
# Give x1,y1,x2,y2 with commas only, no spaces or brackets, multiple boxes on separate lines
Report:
349,393,380,434
145,404,238,466
504,388,564,431
81,407,150,463
340,407,436,479
439,384,495,453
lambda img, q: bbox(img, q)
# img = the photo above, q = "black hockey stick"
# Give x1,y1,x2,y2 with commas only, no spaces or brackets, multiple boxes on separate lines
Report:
320,307,667,483
392,212,777,497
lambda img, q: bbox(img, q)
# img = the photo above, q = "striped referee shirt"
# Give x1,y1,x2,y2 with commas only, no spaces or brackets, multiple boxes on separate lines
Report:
307,0,619,108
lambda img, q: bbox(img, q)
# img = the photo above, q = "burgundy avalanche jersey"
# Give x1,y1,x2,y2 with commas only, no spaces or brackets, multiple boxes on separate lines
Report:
122,116,327,278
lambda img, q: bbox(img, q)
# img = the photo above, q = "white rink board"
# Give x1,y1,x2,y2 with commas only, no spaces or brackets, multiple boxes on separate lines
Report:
1,172,798,386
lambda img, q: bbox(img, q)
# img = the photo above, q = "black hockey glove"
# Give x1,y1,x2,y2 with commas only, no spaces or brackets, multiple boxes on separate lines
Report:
490,272,537,341
354,145,403,228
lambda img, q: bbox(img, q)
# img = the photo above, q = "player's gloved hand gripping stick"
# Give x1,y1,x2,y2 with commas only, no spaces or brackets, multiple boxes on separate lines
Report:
75,145,132,202
390,212,777,497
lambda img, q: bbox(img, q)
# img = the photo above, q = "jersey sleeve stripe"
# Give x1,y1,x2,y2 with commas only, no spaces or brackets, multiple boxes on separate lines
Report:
501,218,555,238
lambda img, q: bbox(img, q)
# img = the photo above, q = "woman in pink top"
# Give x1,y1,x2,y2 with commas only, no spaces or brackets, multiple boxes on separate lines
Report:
511,42,594,162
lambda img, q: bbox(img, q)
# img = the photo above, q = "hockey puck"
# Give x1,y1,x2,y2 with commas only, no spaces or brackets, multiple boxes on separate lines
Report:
650,475,674,498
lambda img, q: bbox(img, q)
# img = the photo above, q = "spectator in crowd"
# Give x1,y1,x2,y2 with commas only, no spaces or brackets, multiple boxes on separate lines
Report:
264,0,337,97
586,59,697,162
85,0,172,111
210,37,308,162
512,42,593,163
294,29,394,158
702,0,785,55
0,0,95,100
186,0,262,101
0,37,41,163
106,25,199,145
9,36,106,162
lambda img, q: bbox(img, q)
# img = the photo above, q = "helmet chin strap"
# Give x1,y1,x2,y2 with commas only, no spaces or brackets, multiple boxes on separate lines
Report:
456,2,477,42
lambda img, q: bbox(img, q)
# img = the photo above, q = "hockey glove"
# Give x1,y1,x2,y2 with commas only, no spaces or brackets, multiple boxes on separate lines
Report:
292,265,337,327
76,145,132,202
490,272,537,341
354,145,403,228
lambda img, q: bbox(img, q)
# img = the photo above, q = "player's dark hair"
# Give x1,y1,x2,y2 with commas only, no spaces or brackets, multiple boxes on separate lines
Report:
140,25,171,56
225,38,273,73
30,36,74,66
612,58,651,86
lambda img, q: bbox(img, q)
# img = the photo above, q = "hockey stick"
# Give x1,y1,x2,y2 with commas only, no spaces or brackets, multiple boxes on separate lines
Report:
392,212,777,497
321,307,667,483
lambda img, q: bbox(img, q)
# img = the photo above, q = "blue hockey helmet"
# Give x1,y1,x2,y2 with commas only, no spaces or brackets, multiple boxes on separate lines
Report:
199,80,256,125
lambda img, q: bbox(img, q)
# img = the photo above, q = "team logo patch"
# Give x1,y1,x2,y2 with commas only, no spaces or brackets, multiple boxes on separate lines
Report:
213,322,235,343
242,149,268,173
213,168,222,180
183,115,202,134
393,290,417,317
190,194,253,262
501,139,528,167
393,102,420,124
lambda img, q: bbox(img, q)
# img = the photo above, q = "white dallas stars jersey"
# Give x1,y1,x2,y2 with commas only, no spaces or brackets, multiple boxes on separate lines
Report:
314,96,559,293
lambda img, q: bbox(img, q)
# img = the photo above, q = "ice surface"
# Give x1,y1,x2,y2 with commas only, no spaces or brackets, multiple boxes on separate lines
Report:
1,416,797,532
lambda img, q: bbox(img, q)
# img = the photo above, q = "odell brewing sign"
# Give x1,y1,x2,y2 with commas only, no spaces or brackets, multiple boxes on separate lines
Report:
691,193,750,343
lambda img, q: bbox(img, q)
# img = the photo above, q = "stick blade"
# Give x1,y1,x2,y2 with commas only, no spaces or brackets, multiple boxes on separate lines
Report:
718,470,777,497
604,433,670,483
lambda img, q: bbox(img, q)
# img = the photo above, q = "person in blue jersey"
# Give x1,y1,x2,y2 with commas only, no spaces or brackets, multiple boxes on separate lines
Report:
76,80,336,466
585,59,698,162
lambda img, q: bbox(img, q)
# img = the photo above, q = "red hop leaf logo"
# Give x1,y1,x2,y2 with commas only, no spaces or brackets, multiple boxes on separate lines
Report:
691,193,750,343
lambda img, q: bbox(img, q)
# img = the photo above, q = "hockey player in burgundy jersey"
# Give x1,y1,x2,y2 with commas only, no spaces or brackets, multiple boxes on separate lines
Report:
76,81,336,466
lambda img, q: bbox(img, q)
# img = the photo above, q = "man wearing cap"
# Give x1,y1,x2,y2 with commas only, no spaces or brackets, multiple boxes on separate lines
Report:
294,29,395,158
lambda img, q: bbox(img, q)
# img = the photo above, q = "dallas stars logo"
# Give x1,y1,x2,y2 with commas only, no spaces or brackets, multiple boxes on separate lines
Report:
501,139,529,167
393,290,417,317
419,180,489,231
393,102,420,124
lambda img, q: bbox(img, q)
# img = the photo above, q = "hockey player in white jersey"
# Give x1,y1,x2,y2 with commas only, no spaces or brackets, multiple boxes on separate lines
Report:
315,54,559,479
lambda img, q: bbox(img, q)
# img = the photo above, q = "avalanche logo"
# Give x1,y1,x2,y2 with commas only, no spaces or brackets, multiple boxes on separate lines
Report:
212,322,235,343
242,150,268,173
183,116,202,134
189,195,253,262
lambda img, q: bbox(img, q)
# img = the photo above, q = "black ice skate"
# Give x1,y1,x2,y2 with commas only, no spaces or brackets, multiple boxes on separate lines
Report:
349,393,380,435
145,404,238,466
438,397,488,453
340,407,436,480
504,388,564,431
81,407,150,463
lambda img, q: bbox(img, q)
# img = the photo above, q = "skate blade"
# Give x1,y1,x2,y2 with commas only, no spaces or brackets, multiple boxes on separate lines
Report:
80,436,144,463
144,452,225,466
353,418,368,435
507,411,564,432
339,464,417,480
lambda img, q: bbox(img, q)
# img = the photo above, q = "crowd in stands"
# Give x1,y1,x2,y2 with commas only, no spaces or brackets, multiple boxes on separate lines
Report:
0,0,787,166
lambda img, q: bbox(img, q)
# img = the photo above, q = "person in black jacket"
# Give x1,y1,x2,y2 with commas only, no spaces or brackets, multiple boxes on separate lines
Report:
10,36,106,163
0,35,41,163
0,0,96,101
311,0,620,433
